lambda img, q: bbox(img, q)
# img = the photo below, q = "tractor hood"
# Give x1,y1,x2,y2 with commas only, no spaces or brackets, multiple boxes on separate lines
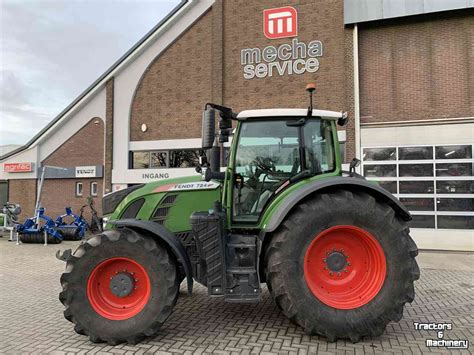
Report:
103,175,219,216
103,175,222,232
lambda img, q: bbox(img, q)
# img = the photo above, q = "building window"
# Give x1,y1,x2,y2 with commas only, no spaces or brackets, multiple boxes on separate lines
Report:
151,152,168,168
132,151,151,169
169,150,203,168
75,182,83,197
131,149,206,169
90,182,98,197
339,142,346,163
362,144,474,230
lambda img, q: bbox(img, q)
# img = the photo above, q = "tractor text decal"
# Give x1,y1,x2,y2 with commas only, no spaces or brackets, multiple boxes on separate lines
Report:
153,182,220,193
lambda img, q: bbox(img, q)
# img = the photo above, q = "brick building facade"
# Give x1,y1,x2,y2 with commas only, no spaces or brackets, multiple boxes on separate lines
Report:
1,0,473,250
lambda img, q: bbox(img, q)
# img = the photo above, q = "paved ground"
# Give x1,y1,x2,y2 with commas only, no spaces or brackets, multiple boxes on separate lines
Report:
0,235,472,354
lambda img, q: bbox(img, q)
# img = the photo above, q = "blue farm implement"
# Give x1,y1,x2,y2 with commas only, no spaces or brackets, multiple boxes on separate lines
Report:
17,207,63,244
53,207,87,241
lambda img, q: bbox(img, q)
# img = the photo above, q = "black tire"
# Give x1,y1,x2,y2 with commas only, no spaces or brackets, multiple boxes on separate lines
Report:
56,227,82,241
19,233,62,244
264,189,420,342
59,228,180,345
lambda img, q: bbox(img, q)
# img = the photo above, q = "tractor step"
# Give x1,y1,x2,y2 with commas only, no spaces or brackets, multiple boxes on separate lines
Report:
191,208,260,303
224,234,260,303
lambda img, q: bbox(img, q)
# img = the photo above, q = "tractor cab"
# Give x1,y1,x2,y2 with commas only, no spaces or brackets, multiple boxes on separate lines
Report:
200,84,348,226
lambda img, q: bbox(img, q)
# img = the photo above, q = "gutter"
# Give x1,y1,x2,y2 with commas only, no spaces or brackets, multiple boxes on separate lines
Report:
353,24,361,161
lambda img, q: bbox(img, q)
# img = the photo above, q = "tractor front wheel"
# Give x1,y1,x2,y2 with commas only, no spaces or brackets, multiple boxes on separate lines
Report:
59,228,179,345
264,190,420,342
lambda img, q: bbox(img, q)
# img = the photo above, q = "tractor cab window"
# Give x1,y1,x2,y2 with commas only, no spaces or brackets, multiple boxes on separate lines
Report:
233,119,335,222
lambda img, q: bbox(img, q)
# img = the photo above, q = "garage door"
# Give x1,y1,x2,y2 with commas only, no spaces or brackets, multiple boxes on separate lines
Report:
361,123,474,251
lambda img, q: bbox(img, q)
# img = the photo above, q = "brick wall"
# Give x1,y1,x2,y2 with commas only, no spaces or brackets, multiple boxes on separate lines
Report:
43,118,104,167
129,0,353,160
359,11,474,123
41,118,104,218
129,10,213,141
40,178,102,222
222,0,349,114
8,179,36,221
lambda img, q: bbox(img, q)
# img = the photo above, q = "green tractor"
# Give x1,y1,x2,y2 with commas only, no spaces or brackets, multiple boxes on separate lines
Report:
59,85,419,345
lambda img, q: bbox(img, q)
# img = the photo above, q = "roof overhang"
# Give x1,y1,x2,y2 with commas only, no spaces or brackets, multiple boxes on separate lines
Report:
344,0,473,24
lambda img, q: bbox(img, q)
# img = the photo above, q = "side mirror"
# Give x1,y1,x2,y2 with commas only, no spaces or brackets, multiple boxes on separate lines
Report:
337,112,349,126
202,108,215,150
349,158,361,176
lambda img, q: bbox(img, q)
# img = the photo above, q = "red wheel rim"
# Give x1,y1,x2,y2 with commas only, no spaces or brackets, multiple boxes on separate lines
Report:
304,225,386,309
87,257,151,320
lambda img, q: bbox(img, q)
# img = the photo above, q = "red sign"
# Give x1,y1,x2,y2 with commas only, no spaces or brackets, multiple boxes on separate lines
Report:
4,162,32,173
263,6,298,39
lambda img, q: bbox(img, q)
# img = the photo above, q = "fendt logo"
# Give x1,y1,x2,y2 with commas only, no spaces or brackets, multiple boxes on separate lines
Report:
263,6,298,39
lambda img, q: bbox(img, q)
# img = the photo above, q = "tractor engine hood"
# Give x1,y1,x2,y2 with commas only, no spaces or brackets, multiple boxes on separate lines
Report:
102,176,220,216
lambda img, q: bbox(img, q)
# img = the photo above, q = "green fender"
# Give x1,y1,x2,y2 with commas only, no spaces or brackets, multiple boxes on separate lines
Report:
261,176,411,234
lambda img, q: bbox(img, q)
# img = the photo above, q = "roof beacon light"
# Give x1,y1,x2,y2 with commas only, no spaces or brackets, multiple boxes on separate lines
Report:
306,83,316,117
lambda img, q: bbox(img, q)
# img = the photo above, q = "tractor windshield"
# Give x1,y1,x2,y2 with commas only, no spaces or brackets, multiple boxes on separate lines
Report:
233,118,335,222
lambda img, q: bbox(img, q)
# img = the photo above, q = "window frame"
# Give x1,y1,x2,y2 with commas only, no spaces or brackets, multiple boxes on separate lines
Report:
75,182,83,197
130,149,209,169
90,181,98,197
361,143,474,230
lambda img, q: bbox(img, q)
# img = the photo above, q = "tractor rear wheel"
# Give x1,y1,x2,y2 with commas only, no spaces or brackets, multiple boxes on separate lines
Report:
264,189,419,342
59,228,179,345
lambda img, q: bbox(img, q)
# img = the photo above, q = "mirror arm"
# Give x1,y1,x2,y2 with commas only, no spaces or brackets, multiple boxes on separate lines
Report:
204,103,237,120
205,169,226,182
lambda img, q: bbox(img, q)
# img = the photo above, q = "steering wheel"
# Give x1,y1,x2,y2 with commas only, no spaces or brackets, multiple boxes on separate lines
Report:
254,156,277,173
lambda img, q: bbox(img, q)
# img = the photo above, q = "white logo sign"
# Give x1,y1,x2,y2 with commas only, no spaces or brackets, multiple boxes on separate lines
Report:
241,38,323,79
75,166,96,178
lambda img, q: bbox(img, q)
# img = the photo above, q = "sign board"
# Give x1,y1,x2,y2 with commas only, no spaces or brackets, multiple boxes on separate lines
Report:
4,162,33,173
241,6,323,80
75,166,96,178
264,6,297,39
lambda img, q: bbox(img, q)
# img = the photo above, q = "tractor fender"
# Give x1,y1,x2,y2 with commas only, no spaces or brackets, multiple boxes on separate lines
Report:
263,176,411,233
110,219,193,294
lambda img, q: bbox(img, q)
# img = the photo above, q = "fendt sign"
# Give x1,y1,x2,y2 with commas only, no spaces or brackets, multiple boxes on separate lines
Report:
241,6,323,80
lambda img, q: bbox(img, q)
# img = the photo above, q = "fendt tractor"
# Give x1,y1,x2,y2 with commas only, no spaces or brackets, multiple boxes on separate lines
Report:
58,85,420,345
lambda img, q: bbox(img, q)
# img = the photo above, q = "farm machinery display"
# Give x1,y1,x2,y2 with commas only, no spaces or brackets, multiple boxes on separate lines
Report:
17,207,64,244
16,202,98,244
58,85,419,345
54,206,87,241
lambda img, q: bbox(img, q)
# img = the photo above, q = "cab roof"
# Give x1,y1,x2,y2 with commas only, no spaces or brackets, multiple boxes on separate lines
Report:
236,109,345,120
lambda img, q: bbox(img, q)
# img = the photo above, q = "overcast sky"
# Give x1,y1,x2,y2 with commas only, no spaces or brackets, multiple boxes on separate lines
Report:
0,0,180,146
